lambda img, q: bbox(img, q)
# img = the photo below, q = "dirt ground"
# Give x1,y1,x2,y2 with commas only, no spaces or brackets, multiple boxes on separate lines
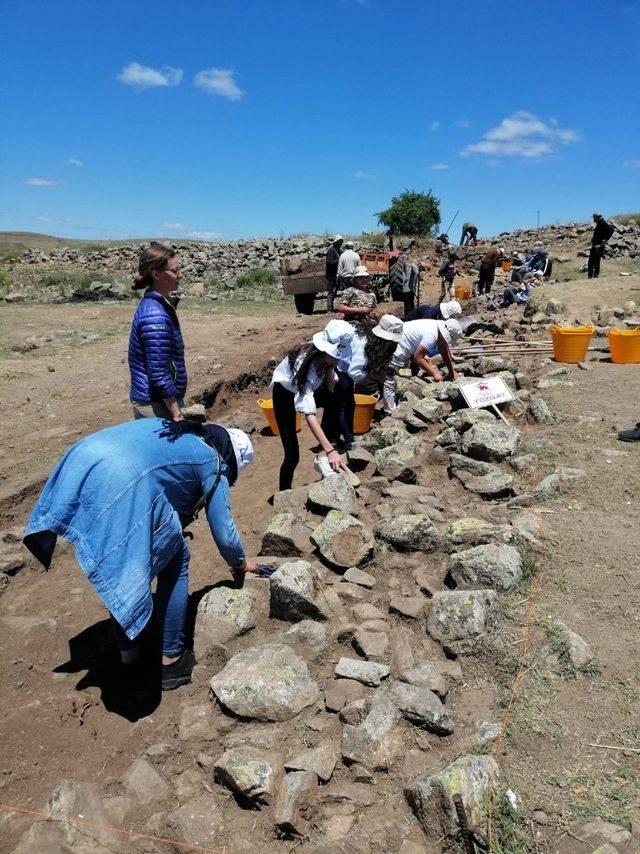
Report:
0,266,639,852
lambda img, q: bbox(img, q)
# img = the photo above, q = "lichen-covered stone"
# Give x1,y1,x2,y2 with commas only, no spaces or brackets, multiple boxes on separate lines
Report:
269,560,328,622
411,398,448,424
445,517,512,548
448,544,523,590
359,423,409,452
335,657,390,686
261,513,312,557
210,643,320,721
445,408,496,432
374,437,422,482
534,466,586,498
426,590,497,654
405,754,497,838
385,681,453,734
307,474,357,515
400,662,448,698
194,586,258,656
214,748,283,805
460,422,521,461
374,515,441,552
341,694,404,770
285,742,340,782
449,454,514,499
311,510,374,568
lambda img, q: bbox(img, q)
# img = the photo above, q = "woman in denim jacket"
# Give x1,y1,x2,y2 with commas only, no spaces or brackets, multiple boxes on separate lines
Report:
24,418,258,690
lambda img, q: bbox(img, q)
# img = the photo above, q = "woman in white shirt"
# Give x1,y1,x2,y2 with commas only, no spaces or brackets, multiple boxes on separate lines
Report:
271,323,351,491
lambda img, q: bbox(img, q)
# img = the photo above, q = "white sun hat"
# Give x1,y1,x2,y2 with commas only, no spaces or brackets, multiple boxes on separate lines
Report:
226,428,255,474
443,318,463,343
344,240,355,249
353,265,371,278
440,300,462,320
313,319,354,359
372,314,403,342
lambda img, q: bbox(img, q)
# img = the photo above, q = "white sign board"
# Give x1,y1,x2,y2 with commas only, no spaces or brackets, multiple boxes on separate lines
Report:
460,376,514,409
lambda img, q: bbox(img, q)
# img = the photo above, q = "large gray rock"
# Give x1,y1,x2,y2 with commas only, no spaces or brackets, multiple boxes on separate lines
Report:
373,515,440,552
121,758,169,804
308,474,357,514
47,780,118,850
261,513,312,557
385,681,453,734
359,423,409,452
400,662,448,698
285,741,340,782
341,693,405,770
460,422,521,461
272,485,310,514
284,619,329,652
194,586,258,655
352,627,390,660
448,544,523,590
527,394,556,424
274,770,318,836
411,398,448,424
405,754,497,838
210,643,320,721
535,466,586,498
167,794,225,847
311,511,374,568
374,437,422,482
445,517,512,548
214,747,283,804
449,454,514,499
335,657,390,686
445,408,496,431
426,590,497,654
269,560,328,622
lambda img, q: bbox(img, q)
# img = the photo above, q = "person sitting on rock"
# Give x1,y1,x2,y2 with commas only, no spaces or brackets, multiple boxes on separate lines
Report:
23,419,257,692
383,318,462,411
404,299,462,322
337,265,377,322
500,281,532,308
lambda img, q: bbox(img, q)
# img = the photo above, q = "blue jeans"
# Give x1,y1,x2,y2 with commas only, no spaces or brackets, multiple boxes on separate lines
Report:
110,543,189,657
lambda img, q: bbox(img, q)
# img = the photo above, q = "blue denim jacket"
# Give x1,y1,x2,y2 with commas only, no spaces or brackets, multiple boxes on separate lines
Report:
24,419,246,639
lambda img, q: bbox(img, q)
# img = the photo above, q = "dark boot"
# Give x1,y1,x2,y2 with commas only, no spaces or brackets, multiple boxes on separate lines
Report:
618,424,640,442
161,648,195,691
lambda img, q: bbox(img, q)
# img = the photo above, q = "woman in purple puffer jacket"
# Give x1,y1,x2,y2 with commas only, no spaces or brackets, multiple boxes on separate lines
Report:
128,243,187,421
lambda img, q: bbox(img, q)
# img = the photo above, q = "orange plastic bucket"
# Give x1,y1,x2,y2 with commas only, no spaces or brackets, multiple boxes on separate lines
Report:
501,260,512,272
550,325,594,364
353,393,379,435
257,398,301,436
609,329,640,364
454,284,471,300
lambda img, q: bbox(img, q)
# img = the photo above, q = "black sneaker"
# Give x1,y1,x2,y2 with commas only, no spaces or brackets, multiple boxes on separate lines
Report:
161,649,196,691
618,424,640,442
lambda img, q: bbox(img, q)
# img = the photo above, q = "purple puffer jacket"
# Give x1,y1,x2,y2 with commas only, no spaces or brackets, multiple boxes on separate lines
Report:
128,291,187,403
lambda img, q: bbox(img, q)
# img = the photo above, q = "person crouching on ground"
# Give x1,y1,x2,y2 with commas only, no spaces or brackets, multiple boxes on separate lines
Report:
321,315,404,453
404,299,462,323
23,419,258,691
270,324,350,490
129,242,186,421
477,244,503,296
337,265,377,322
383,318,462,412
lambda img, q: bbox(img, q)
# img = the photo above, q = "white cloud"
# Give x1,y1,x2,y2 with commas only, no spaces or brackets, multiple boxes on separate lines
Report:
187,230,222,241
455,118,471,128
429,163,449,171
194,68,243,101
25,177,61,187
67,158,84,167
460,110,581,160
117,62,183,89
162,222,187,231
353,170,375,179
429,120,440,131
624,159,640,169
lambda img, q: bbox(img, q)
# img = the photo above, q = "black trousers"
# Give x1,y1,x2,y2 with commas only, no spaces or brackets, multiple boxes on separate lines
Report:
272,382,300,492
403,291,416,316
478,261,495,294
326,275,337,311
588,244,605,278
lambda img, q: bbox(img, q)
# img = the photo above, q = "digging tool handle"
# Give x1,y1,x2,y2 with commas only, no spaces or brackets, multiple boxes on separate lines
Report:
453,794,476,854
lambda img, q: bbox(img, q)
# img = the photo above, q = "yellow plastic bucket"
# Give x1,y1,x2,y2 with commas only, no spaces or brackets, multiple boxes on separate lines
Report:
550,325,594,364
353,393,379,435
609,329,640,364
501,260,512,272
454,284,471,300
257,398,301,436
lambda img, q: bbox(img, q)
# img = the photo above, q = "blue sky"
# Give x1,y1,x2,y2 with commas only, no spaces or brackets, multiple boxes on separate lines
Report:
1,0,639,241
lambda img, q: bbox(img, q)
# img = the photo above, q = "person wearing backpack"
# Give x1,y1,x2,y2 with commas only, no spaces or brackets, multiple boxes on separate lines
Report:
588,212,615,279
23,419,258,692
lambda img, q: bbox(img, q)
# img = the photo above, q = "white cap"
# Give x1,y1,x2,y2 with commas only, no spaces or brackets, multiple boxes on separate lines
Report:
353,265,370,278
373,314,403,342
312,319,353,359
344,240,355,249
443,318,463,343
440,300,462,320
333,234,343,242
226,428,254,475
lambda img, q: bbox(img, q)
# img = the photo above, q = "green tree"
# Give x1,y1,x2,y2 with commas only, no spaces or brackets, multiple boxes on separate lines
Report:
376,189,441,236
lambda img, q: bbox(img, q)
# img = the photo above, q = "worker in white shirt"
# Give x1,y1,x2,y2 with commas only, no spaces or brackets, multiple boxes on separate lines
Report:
270,321,353,490
336,241,361,294
382,318,462,411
